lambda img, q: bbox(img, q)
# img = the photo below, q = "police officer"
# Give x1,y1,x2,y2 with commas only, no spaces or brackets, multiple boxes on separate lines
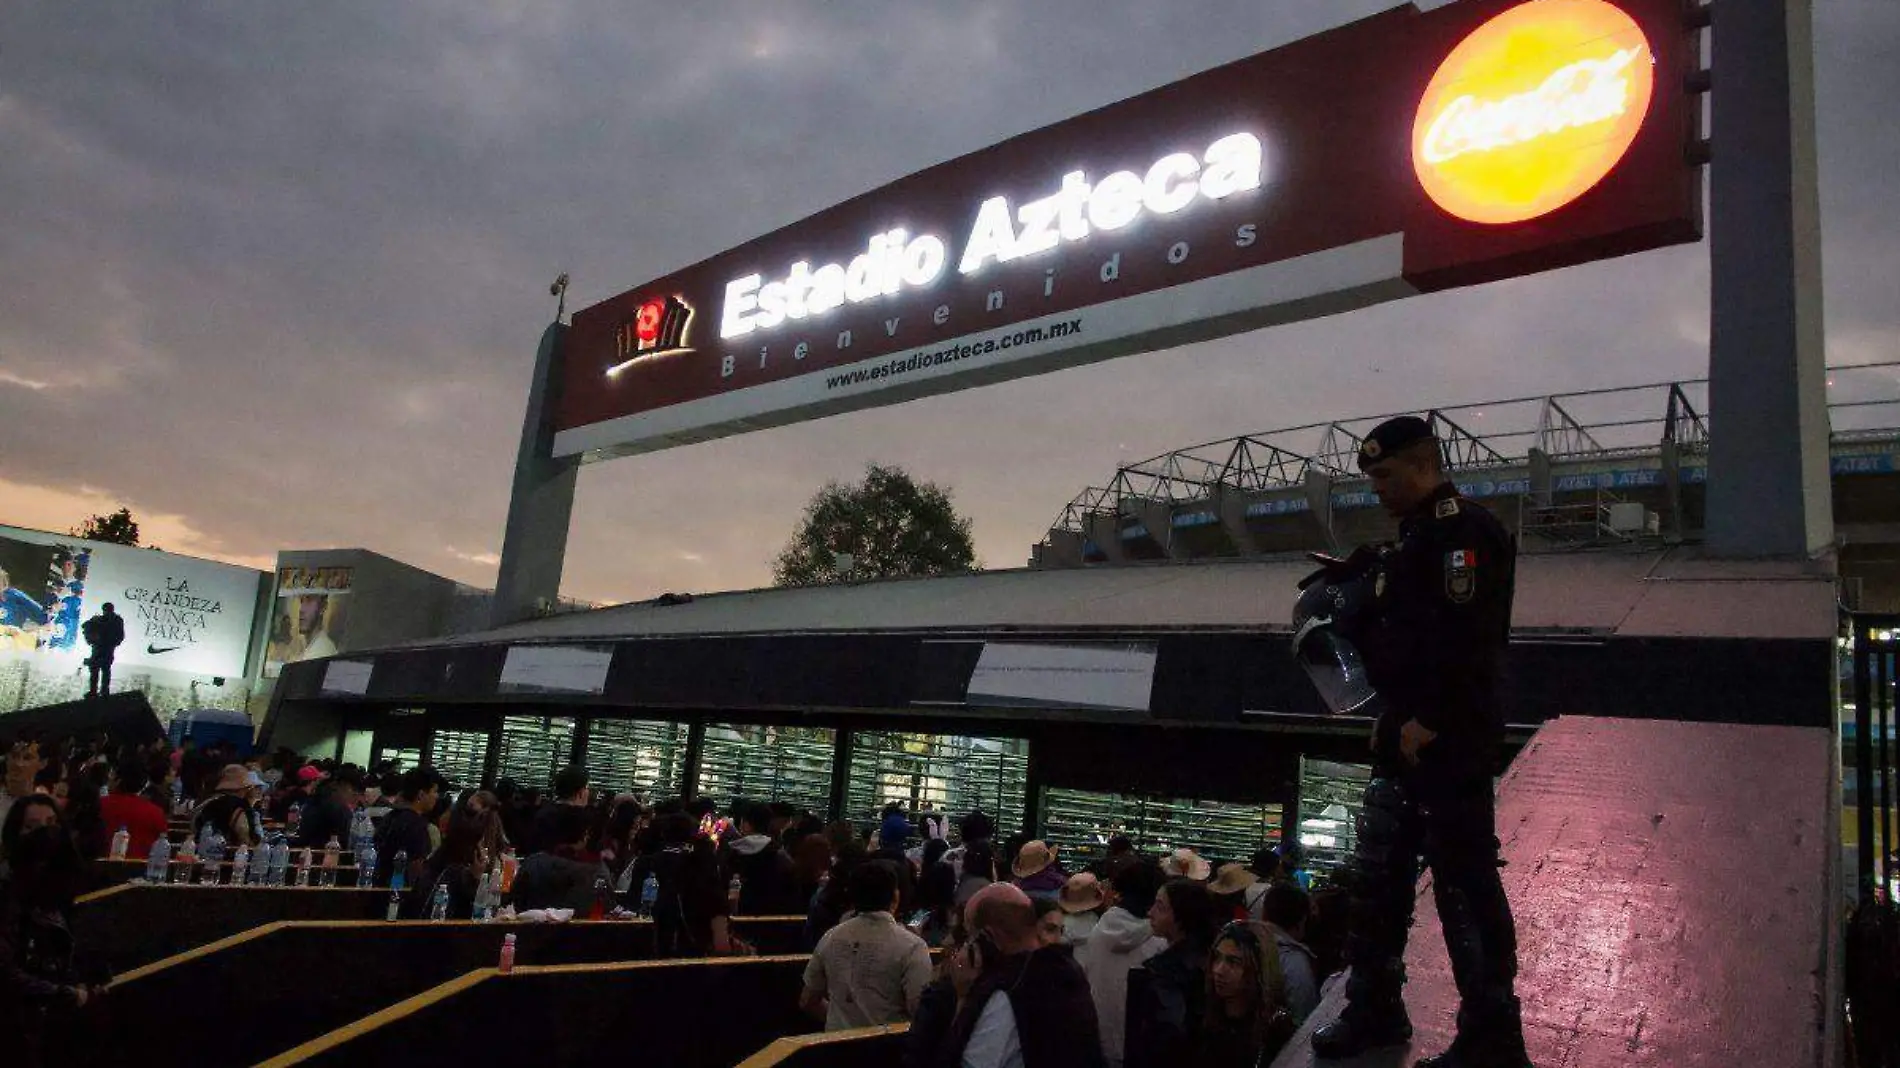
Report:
1308,416,1529,1068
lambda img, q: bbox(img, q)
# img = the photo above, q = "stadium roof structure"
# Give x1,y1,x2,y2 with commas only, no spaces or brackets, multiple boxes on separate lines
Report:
1036,361,1900,567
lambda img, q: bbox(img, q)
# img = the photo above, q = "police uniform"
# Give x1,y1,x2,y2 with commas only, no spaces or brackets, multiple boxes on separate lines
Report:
1311,416,1529,1068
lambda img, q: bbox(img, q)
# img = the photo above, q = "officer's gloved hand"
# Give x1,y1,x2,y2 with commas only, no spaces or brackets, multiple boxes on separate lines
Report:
1298,544,1380,590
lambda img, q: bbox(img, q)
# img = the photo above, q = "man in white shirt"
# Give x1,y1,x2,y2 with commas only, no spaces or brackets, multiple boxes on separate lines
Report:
801,860,933,1031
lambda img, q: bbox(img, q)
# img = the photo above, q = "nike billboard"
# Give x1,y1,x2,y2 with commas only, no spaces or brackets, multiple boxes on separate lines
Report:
0,525,266,679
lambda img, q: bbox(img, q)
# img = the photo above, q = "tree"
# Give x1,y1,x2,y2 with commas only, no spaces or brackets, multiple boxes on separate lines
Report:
773,464,977,587
72,507,141,546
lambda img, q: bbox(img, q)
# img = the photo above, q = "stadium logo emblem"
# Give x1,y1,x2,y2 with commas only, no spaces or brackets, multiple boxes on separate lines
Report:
1412,0,1655,226
608,295,695,377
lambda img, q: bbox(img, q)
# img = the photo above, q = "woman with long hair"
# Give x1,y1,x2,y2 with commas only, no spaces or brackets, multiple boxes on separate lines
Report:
405,807,488,920
1,795,106,1068
953,840,994,909
594,798,646,882
1127,878,1224,1067
1199,920,1296,1067
62,764,109,861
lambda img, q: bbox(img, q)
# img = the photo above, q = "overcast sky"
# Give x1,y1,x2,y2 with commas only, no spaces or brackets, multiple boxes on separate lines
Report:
2,1,1895,604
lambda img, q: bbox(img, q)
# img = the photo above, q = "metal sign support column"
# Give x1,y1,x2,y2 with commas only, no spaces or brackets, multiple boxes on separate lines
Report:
1704,0,1833,556
492,321,582,627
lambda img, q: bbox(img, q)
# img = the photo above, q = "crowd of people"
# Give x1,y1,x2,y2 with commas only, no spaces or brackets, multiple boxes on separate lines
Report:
0,723,1352,1068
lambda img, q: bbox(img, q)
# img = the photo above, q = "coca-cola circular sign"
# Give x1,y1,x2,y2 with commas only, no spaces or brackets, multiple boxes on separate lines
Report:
1413,0,1656,225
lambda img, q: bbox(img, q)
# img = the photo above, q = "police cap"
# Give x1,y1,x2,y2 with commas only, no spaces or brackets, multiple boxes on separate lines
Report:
1357,415,1436,471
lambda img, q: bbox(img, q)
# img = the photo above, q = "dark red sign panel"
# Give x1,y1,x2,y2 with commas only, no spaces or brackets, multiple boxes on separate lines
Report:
556,0,1699,459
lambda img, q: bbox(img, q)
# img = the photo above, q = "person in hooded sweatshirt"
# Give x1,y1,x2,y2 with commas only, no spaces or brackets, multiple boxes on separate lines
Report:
722,802,805,916
1074,856,1168,1068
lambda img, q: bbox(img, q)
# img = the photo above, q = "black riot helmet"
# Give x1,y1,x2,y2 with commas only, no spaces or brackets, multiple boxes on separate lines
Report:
1290,567,1385,717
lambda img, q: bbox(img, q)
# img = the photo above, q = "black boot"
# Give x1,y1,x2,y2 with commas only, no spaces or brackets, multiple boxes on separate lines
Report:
1311,999,1413,1059
1414,1038,1531,1068
1416,999,1531,1068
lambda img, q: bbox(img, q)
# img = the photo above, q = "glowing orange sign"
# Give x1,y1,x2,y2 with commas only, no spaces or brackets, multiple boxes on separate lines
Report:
1413,0,1655,225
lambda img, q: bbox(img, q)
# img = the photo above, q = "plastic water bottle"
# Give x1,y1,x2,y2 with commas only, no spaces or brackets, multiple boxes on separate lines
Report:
144,835,171,883
201,832,226,885
352,810,374,859
640,874,659,918
174,837,197,884
472,871,493,921
231,845,252,886
321,836,341,887
295,848,313,887
268,840,290,886
386,888,402,922
589,875,610,921
498,933,516,974
110,826,130,861
389,851,409,893
356,842,378,888
249,841,272,886
728,874,742,912
430,883,450,922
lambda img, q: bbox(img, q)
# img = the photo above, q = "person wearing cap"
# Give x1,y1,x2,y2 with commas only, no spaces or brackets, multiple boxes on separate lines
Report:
1304,415,1525,1068
267,763,318,823
293,766,362,851
1058,872,1106,945
1208,861,1259,922
1011,839,1068,899
192,764,260,848
868,805,919,915
1160,847,1210,882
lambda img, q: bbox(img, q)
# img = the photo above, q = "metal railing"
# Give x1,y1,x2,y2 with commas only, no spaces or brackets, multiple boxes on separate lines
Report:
1045,362,1900,539
1851,616,1899,905
1848,615,1900,1066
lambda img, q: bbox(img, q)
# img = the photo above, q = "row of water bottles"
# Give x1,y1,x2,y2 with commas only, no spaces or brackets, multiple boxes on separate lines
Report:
135,826,378,889
387,853,513,922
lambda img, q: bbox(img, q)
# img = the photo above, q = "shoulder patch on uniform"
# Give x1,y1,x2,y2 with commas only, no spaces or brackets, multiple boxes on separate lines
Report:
1434,497,1460,519
1445,549,1477,604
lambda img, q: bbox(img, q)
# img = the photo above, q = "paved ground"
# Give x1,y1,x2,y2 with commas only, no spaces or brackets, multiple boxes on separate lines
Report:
1271,715,1837,1068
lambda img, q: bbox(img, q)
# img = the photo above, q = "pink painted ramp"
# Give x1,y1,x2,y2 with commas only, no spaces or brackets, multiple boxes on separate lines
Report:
1272,716,1839,1068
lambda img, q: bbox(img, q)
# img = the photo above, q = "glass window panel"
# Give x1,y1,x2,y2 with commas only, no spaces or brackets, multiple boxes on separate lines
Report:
428,729,490,792
586,718,689,799
695,724,836,818
496,714,577,796
1040,788,1283,871
845,732,1028,843
1297,757,1372,877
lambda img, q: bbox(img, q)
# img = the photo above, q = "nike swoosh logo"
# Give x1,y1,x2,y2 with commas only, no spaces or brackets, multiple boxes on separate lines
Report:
147,645,182,655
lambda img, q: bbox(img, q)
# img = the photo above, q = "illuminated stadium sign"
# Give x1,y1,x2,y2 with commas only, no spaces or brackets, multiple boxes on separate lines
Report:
557,0,1698,460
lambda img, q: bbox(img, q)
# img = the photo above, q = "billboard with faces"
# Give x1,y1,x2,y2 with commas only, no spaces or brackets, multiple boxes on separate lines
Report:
0,525,264,678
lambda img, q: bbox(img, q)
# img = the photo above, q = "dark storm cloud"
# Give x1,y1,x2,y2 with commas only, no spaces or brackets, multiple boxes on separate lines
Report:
1,1,1895,601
